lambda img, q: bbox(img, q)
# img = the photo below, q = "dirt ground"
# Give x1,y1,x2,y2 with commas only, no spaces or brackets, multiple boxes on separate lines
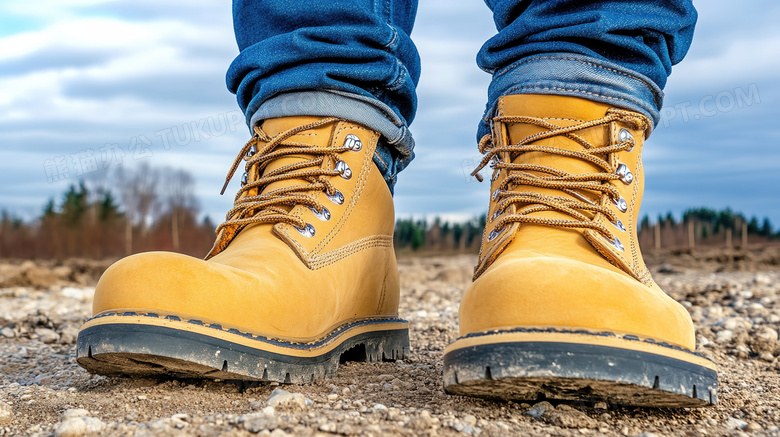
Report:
1,247,780,436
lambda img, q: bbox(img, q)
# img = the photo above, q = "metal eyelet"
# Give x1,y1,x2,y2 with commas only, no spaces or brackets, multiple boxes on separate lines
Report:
327,190,344,205
492,189,500,200
606,234,625,252
344,134,362,151
487,227,504,242
613,196,628,213
489,156,500,182
615,163,634,185
240,172,248,187
613,218,626,232
295,223,316,238
245,146,256,158
619,128,634,152
310,206,331,221
490,209,503,222
335,161,352,179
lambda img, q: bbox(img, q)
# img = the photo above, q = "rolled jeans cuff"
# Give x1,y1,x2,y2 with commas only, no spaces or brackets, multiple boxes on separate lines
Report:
249,90,416,194
479,53,665,140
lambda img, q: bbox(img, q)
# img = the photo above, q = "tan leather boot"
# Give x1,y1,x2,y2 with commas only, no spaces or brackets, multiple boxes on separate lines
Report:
76,117,408,382
443,95,717,407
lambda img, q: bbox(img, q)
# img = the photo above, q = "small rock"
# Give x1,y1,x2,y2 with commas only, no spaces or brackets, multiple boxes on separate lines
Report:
35,327,60,344
372,403,388,412
635,433,659,437
461,425,478,435
0,401,13,425
750,330,779,353
463,415,477,426
716,329,734,343
241,411,277,433
266,388,309,410
61,409,90,420
61,287,91,300
54,417,106,437
594,401,608,410
754,274,772,285
724,317,751,331
546,404,597,429
171,414,188,429
0,327,14,338
59,325,80,345
725,417,747,430
758,326,778,340
319,422,337,433
745,422,762,432
526,401,554,418
327,393,338,401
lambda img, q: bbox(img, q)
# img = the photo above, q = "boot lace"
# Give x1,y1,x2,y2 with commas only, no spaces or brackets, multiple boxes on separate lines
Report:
217,117,352,235
471,108,648,244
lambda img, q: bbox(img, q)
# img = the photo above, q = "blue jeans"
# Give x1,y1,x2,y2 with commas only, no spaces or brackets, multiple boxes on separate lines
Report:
227,0,697,192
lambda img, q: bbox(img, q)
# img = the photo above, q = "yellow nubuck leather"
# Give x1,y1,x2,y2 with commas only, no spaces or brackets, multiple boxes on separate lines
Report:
77,117,408,381
465,95,694,347
443,94,717,407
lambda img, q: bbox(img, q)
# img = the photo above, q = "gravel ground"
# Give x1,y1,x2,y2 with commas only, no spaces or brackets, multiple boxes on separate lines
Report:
1,250,780,436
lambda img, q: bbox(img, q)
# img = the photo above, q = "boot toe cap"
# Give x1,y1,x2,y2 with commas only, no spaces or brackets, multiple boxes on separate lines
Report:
93,251,242,318
459,255,696,350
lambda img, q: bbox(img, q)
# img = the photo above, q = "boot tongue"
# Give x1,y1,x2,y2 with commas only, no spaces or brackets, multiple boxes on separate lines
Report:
497,94,613,218
261,116,334,146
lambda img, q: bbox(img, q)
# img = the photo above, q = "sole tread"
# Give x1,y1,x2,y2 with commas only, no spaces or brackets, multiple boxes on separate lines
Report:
443,333,718,407
76,316,410,383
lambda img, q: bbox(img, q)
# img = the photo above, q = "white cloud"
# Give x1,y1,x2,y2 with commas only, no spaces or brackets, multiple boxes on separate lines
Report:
2,0,779,231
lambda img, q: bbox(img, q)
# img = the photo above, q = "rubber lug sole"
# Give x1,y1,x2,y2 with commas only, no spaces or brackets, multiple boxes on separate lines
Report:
443,328,718,407
76,313,409,383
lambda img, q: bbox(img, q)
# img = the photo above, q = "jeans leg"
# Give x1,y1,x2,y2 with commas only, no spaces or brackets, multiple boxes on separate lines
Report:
477,0,697,139
227,0,421,192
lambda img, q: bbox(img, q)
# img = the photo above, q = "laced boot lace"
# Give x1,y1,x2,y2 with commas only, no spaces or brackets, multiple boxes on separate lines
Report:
215,117,357,241
471,108,649,247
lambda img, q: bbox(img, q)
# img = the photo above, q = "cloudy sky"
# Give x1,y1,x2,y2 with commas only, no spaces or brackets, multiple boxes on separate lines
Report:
2,0,779,230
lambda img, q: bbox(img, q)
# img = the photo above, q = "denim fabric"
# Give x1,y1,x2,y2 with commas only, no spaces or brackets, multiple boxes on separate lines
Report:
476,53,666,141
227,0,420,193
477,0,697,139
227,0,696,190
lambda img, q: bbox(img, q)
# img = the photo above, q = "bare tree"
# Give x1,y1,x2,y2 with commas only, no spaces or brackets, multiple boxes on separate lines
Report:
83,168,114,226
117,162,161,254
161,168,199,251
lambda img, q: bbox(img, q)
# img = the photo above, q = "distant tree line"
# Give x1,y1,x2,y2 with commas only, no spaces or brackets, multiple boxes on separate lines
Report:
395,207,779,253
1,174,778,259
394,216,487,253
0,163,216,259
638,207,778,250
